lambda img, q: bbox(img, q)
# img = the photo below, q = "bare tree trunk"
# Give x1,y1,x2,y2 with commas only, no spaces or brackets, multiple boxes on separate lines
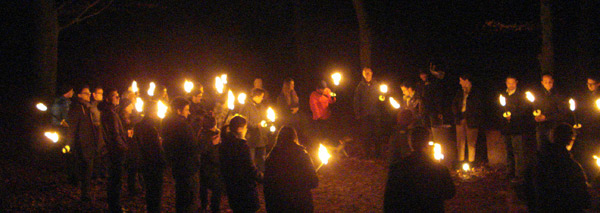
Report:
33,0,58,100
539,0,554,75
352,0,371,69
577,0,592,74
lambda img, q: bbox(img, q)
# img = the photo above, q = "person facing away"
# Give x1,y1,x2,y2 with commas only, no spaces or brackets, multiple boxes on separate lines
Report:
51,84,74,128
133,100,166,213
384,127,455,213
240,88,268,172
451,73,482,163
525,123,590,212
198,115,224,213
219,116,262,212
161,97,200,213
264,125,319,213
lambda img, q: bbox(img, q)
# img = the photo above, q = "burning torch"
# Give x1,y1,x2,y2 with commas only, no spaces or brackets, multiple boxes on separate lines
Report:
569,98,581,129
379,84,388,101
499,94,511,119
316,144,331,172
525,91,541,116
184,80,194,94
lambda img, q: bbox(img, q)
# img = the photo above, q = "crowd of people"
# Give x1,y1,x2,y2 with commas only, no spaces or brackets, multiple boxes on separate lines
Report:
48,65,599,212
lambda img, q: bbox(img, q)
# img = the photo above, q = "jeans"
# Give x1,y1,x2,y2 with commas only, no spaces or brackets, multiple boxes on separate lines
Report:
456,119,478,162
174,173,199,213
142,168,163,213
503,134,527,179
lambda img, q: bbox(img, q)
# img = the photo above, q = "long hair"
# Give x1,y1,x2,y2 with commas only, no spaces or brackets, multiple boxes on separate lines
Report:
281,78,298,106
267,125,299,159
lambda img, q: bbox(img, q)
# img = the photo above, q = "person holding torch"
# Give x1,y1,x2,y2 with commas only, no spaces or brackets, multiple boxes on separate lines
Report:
240,88,268,172
532,74,568,150
353,67,385,159
309,80,336,142
572,76,600,182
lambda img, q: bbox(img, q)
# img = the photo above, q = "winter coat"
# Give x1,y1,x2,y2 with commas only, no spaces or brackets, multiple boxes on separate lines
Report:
577,90,600,140
100,102,128,159
66,98,98,162
134,116,165,173
240,100,267,148
50,96,71,127
452,87,483,128
310,89,336,120
353,79,381,119
498,89,531,135
198,128,224,189
161,113,200,177
524,143,591,212
189,99,211,133
219,132,261,212
264,142,318,213
531,87,568,128
384,152,455,213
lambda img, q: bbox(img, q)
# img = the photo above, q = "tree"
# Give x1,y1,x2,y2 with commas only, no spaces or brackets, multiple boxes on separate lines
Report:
352,0,371,69
539,0,554,75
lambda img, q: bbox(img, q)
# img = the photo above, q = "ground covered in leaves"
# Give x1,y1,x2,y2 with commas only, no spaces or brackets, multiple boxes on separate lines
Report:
2,148,599,212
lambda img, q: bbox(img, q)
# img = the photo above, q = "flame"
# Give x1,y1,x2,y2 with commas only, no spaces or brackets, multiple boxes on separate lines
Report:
318,144,332,165
594,155,600,167
221,74,228,85
44,131,59,143
433,143,444,161
379,84,388,93
269,125,276,133
260,120,267,127
569,98,575,111
462,163,470,172
36,103,48,112
389,97,400,109
157,100,168,119
184,80,194,93
131,81,139,93
135,97,144,112
525,91,535,103
238,93,247,105
332,72,342,86
62,145,71,154
499,94,506,107
597,99,600,110
215,77,224,94
267,107,276,122
227,90,235,110
148,82,156,96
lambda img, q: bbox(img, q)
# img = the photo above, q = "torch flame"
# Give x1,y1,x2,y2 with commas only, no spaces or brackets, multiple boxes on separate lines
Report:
238,93,247,105
389,97,400,109
148,82,156,96
267,107,276,122
596,99,600,110
215,77,224,94
221,74,228,85
135,97,144,112
462,163,470,172
260,120,267,127
380,84,389,93
318,144,332,165
44,131,59,143
62,145,70,154
269,125,276,133
157,100,168,119
36,103,48,112
569,98,575,111
594,155,600,167
332,72,342,86
525,91,535,103
227,90,235,110
433,143,444,161
131,81,139,93
184,80,194,93
499,95,506,107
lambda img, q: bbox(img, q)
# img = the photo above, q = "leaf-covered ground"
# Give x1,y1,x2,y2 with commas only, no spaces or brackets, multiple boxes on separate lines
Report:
2,149,599,212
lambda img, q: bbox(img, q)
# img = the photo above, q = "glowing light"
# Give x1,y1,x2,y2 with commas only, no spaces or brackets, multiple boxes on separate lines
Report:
62,145,71,154
594,155,600,167
525,91,535,103
44,131,59,143
215,77,224,94
270,125,276,133
135,97,144,112
499,95,506,107
267,107,276,122
379,95,386,101
389,97,400,109
318,144,332,165
131,81,138,93
596,99,600,110
569,98,576,111
332,72,342,86
428,141,434,146
221,74,228,84
157,100,168,119
148,82,156,96
260,120,267,128
503,112,511,118
36,103,48,112
238,93,247,105
533,110,541,117
227,90,235,110
433,143,444,161
379,84,388,93
184,80,194,93
462,163,470,172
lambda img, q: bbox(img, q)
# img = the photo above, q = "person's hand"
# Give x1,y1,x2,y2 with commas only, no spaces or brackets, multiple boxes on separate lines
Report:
292,107,299,114
535,114,547,122
211,135,220,145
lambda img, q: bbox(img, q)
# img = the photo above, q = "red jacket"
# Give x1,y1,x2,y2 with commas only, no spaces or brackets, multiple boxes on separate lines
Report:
309,88,336,120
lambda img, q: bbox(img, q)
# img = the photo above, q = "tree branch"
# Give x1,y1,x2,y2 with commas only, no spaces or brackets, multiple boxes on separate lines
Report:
59,0,114,31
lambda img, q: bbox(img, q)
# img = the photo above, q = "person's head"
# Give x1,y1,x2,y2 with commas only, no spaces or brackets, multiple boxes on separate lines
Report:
191,84,204,104
587,77,600,92
316,80,327,93
275,125,299,147
92,86,103,102
143,100,159,120
419,70,428,82
550,123,576,151
459,73,472,89
401,81,416,97
253,78,263,89
362,67,373,82
505,76,518,91
229,115,248,138
251,88,265,104
202,115,217,131
171,97,190,119
409,127,431,152
541,73,554,91
76,85,91,103
119,98,134,116
59,84,74,98
122,90,136,102
283,78,295,92
104,88,119,106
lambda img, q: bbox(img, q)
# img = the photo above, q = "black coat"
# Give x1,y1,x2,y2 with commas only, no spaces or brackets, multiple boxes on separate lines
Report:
134,117,165,172
353,79,382,119
66,99,98,162
384,152,455,213
498,89,532,135
452,88,483,128
161,114,200,177
100,103,129,159
577,90,600,139
531,87,568,128
219,132,261,212
264,143,318,213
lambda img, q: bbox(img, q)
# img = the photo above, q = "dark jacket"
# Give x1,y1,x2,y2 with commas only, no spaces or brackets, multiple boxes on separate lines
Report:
134,116,165,172
199,128,223,188
532,87,568,128
577,90,600,139
420,78,443,117
161,113,199,177
189,99,211,133
240,100,267,148
525,143,591,212
401,95,424,127
498,89,531,135
51,96,71,127
264,143,318,213
452,87,483,128
66,98,98,162
100,102,129,158
384,152,455,213
219,132,261,212
353,79,381,119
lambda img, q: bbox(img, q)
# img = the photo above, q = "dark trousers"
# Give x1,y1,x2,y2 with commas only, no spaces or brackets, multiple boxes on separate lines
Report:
126,155,142,194
503,134,529,179
174,173,198,213
359,115,383,158
249,147,266,172
142,168,164,213
77,157,94,200
108,154,124,213
536,124,552,151
199,170,224,212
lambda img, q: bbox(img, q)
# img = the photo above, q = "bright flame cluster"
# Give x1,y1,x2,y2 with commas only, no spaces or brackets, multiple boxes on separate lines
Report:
318,144,332,165
462,163,471,172
569,98,576,111
525,91,535,103
37,103,48,111
332,72,342,86
238,93,247,105
44,131,59,143
131,81,139,93
184,80,194,93
157,100,168,119
389,97,400,109
499,95,506,107
215,77,224,94
379,84,388,93
267,107,276,122
148,82,156,96
594,155,600,167
135,97,144,112
227,90,235,110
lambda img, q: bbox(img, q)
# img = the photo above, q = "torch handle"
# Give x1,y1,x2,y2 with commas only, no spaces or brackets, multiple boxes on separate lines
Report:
315,163,324,173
